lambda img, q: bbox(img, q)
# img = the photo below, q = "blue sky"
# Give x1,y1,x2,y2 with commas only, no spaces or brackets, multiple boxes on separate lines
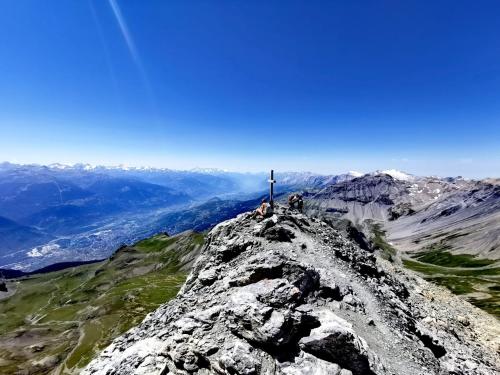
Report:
0,1,499,177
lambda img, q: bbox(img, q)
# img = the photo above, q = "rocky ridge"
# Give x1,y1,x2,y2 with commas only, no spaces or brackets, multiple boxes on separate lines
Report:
83,206,500,375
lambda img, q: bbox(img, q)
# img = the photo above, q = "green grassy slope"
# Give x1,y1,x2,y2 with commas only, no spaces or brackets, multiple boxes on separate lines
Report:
369,222,397,261
0,231,204,374
403,257,500,318
413,244,496,268
367,223,499,318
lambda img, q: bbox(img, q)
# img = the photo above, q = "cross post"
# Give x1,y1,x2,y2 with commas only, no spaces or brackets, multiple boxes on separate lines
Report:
268,169,276,209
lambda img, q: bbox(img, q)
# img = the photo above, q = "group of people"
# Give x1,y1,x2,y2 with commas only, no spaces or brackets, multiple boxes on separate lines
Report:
253,193,304,219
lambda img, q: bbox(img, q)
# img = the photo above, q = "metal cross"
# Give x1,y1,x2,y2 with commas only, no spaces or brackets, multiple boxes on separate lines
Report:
268,169,276,209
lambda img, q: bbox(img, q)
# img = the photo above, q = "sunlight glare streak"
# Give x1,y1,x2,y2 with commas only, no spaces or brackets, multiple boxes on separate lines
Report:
107,0,158,117
108,0,140,66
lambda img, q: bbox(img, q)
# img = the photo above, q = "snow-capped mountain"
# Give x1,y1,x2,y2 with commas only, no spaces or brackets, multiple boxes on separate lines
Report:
189,167,231,174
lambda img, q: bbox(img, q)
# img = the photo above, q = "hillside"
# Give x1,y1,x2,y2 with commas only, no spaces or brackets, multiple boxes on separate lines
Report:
306,173,499,259
84,206,499,375
0,230,204,374
304,172,500,317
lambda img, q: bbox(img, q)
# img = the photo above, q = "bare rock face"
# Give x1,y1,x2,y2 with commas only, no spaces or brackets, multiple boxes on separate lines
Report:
83,206,500,375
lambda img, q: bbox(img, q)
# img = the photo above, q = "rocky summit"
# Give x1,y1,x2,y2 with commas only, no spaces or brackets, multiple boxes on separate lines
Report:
83,206,500,375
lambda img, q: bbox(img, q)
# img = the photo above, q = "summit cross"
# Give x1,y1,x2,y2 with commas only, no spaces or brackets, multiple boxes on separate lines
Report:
268,169,276,209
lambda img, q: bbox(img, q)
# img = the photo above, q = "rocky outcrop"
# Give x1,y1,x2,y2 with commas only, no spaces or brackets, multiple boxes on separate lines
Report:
83,206,500,375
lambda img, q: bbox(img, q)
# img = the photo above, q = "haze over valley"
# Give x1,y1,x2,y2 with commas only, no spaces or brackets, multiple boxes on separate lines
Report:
0,162,369,270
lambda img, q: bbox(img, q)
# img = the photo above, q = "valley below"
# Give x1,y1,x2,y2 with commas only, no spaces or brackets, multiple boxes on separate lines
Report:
0,231,204,374
403,257,500,317
0,163,291,271
370,224,500,318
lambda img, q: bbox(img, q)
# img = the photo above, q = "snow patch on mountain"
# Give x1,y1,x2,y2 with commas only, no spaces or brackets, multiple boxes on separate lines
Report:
380,169,415,181
190,167,230,174
348,171,364,177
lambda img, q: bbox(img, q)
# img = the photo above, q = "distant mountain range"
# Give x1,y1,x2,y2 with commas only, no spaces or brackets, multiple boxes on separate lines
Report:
1,162,497,276
0,162,355,270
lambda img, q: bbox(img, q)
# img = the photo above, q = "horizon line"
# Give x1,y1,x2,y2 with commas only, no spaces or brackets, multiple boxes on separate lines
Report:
1,160,491,180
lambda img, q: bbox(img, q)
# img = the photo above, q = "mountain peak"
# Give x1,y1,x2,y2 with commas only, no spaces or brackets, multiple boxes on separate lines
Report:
83,206,500,375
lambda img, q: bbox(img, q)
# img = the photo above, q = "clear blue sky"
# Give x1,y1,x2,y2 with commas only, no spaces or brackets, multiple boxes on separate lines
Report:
0,1,499,177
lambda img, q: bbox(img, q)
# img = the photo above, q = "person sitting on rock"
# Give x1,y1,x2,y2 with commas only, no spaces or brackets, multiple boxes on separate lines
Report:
254,198,272,219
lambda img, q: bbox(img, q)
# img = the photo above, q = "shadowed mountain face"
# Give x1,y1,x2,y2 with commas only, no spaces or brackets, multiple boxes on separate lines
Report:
85,178,189,207
0,216,53,257
0,174,191,222
0,177,92,221
306,173,500,259
20,178,192,236
306,174,407,222
385,182,500,258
